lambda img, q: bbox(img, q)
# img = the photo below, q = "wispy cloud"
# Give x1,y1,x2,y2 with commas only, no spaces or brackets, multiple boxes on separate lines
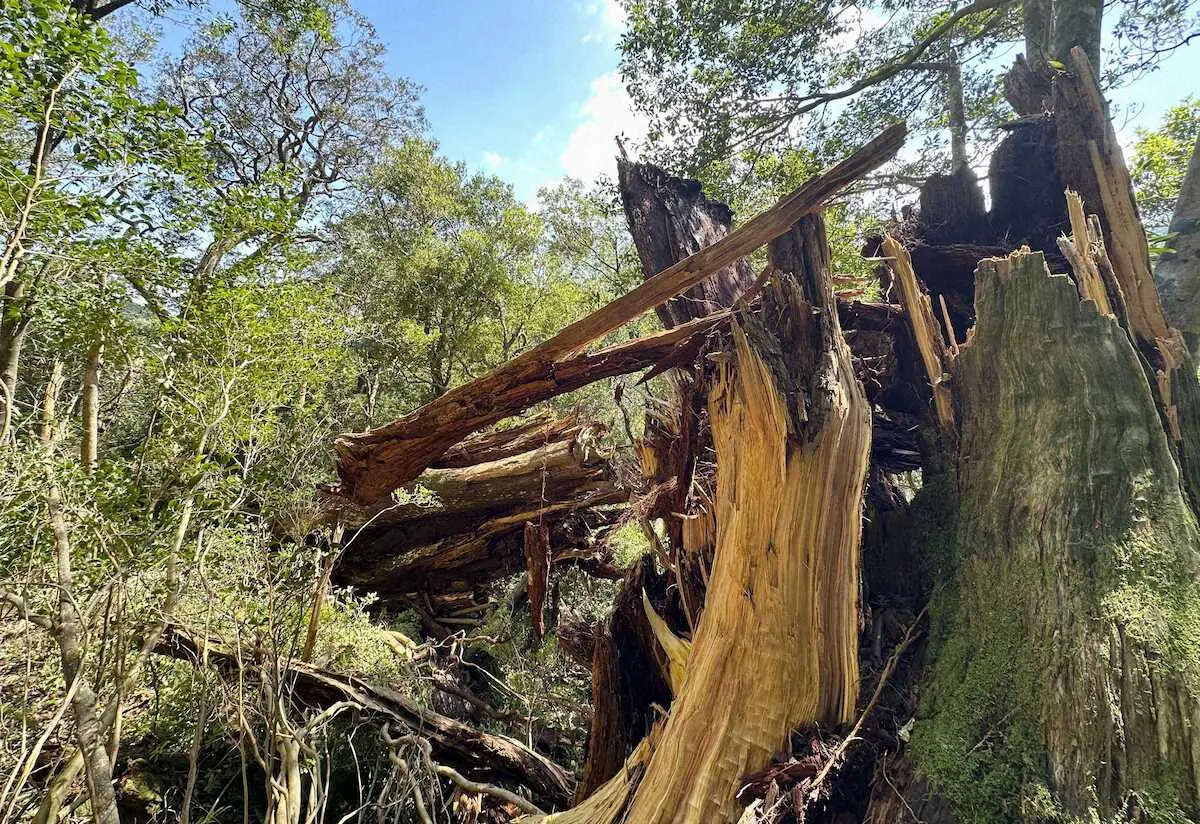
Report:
559,70,648,184
481,151,507,170
579,0,624,45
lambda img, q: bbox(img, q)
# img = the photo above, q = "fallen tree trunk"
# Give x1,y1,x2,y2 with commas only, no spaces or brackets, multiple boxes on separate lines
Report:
155,627,574,810
329,123,906,504
534,213,872,823
330,415,625,605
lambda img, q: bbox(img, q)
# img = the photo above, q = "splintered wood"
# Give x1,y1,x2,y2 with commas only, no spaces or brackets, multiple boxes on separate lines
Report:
531,217,871,824
881,235,955,438
1053,47,1188,372
330,123,907,503
1057,190,1115,315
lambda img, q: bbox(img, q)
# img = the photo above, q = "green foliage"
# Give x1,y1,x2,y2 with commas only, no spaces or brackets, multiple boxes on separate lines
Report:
0,3,652,817
1132,97,1200,232
608,521,651,567
619,0,1019,190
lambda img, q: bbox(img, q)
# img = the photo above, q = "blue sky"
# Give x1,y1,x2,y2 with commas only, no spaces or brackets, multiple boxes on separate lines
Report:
353,0,637,204
148,2,1197,208
346,1,1197,206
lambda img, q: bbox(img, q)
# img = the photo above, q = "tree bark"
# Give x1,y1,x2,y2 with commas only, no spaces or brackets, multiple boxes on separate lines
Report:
617,159,757,329
81,337,103,470
910,249,1200,821
1155,134,1200,358
47,481,120,824
0,279,30,444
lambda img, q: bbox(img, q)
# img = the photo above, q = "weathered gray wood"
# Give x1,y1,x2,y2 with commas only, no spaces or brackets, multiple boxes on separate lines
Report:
914,250,1200,820
1156,134,1200,354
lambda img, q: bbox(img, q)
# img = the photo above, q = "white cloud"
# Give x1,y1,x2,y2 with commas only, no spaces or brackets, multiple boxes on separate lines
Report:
559,71,648,184
828,5,886,52
579,0,624,45
481,151,507,170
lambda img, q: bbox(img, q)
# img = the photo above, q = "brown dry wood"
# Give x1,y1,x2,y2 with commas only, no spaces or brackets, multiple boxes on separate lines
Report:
555,613,597,669
1051,47,1200,511
330,418,625,605
332,312,728,503
523,522,551,640
331,124,906,503
540,214,872,824
574,557,675,803
155,627,573,809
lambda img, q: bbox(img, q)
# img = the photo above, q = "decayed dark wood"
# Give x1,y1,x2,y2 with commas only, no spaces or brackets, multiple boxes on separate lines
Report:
523,522,551,640
574,556,674,803
330,419,625,605
988,116,1069,260
156,627,573,809
331,123,907,503
618,159,758,328
555,613,597,669
917,166,989,247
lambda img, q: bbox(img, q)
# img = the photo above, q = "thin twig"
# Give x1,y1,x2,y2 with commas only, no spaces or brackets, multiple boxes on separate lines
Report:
807,605,928,799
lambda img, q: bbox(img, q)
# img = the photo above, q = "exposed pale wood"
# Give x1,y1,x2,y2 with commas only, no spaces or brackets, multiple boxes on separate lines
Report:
881,236,955,438
1057,190,1114,314
640,590,690,692
332,124,906,502
539,215,872,823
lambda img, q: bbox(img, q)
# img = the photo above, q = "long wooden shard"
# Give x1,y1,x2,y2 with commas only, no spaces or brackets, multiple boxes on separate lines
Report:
332,123,906,503
882,235,955,439
534,215,872,823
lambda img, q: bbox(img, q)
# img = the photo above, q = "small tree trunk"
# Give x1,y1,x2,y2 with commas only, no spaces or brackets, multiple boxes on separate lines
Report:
0,279,30,444
43,373,120,824
81,336,103,470
946,52,968,172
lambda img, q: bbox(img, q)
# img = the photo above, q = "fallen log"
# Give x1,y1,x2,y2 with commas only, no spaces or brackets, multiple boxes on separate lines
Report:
330,123,907,503
155,627,573,810
330,416,626,605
